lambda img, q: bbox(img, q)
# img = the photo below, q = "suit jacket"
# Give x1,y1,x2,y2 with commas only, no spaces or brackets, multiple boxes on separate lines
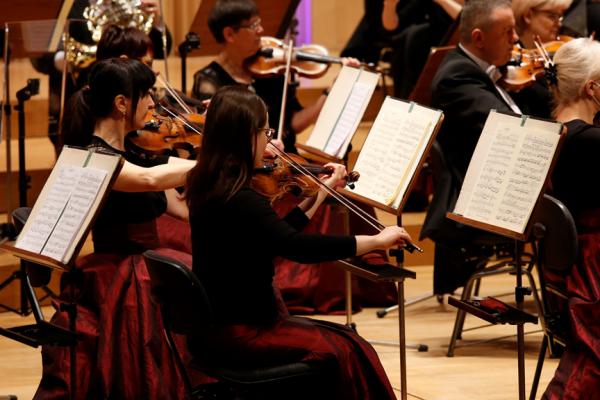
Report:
421,46,515,243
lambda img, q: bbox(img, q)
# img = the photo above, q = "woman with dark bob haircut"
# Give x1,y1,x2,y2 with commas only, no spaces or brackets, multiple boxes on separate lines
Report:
35,58,196,399
186,85,411,400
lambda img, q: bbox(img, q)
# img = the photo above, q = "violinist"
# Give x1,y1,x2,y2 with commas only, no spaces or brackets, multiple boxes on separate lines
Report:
36,59,195,399
509,0,572,118
191,0,359,153
421,0,522,295
186,86,412,400
543,37,600,398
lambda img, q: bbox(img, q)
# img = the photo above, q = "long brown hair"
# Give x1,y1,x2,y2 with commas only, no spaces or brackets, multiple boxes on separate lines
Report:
186,86,267,212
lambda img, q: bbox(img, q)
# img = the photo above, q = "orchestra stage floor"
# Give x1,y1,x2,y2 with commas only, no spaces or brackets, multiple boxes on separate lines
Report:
0,263,558,400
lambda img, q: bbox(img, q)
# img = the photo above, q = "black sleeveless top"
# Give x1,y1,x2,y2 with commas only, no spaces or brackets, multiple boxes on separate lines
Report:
88,136,167,253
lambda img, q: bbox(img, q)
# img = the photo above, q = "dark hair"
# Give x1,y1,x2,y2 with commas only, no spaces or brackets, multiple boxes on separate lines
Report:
96,24,153,61
61,58,156,147
186,86,267,211
460,0,512,43
208,0,259,43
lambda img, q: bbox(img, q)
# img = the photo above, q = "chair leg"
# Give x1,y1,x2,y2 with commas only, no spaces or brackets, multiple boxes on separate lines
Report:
163,328,195,398
529,335,548,400
473,278,482,297
447,277,476,357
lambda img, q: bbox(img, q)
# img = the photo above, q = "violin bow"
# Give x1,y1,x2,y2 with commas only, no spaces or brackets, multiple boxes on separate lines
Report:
276,38,294,141
267,145,422,253
157,0,170,82
156,73,194,114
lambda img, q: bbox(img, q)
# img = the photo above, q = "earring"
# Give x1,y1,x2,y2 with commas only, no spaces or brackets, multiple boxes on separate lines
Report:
122,110,127,119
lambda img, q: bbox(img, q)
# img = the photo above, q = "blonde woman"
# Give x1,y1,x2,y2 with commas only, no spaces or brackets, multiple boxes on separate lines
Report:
543,37,600,399
512,0,573,48
510,0,572,118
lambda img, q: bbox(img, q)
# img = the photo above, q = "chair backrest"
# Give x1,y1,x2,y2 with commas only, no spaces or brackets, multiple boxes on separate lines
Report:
12,207,32,234
143,250,213,335
532,194,578,274
408,45,454,106
531,194,577,342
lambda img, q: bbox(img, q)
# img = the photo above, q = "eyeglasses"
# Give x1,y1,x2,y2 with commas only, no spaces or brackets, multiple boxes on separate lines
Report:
534,9,564,23
237,18,262,32
261,127,275,141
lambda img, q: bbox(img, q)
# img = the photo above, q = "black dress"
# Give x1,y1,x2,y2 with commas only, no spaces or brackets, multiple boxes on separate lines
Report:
543,120,600,398
192,61,303,153
188,187,396,399
35,137,195,400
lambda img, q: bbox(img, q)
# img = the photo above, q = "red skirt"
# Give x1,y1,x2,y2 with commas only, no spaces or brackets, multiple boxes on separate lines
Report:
193,315,396,400
273,197,397,314
34,215,202,400
543,210,600,399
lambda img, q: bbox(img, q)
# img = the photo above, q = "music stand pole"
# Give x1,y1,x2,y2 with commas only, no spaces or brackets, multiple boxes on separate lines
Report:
178,32,200,95
514,240,528,400
3,27,14,223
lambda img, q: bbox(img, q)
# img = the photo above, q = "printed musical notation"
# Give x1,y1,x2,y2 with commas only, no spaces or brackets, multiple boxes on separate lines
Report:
324,82,372,157
16,165,107,263
454,112,562,234
351,98,441,210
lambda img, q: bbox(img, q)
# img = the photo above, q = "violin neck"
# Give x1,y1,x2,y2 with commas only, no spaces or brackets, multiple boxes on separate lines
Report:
295,51,342,65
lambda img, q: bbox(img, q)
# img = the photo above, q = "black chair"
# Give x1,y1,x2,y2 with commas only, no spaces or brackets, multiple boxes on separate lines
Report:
528,195,576,400
421,142,540,356
142,250,335,400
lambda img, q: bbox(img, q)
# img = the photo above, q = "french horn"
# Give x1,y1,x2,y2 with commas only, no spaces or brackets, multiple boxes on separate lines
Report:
67,0,155,70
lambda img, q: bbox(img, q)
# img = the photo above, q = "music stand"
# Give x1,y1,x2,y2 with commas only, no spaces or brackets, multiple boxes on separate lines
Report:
446,111,565,400
1,14,74,317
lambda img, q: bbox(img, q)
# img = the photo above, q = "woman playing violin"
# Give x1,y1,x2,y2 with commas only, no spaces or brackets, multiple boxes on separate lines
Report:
191,0,359,153
186,86,412,400
36,58,196,399
513,0,572,49
542,37,600,399
509,0,572,118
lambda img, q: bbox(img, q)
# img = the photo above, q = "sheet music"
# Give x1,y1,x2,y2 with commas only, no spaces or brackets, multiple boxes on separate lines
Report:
350,97,441,209
305,66,379,158
41,168,107,262
15,165,82,253
454,112,562,234
324,82,372,157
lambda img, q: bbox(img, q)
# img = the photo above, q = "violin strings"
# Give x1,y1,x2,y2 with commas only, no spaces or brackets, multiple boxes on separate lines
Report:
160,105,203,135
269,147,385,232
156,74,194,114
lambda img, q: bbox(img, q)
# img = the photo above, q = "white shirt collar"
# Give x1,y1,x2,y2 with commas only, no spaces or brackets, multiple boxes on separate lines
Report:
458,43,502,83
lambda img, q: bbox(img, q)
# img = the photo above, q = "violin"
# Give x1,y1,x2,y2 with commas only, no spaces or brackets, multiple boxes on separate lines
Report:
125,110,204,160
245,36,375,79
502,35,573,92
252,153,360,201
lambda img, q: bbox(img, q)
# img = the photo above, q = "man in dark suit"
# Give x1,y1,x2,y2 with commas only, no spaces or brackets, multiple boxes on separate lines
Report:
421,0,520,294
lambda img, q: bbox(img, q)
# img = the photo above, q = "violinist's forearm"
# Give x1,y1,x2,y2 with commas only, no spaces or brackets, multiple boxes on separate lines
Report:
297,189,327,219
433,0,463,20
165,189,189,221
290,95,327,133
382,0,400,31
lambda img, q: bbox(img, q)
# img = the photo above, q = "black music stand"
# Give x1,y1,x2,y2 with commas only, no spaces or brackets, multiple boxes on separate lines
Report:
1,6,71,314
446,111,565,400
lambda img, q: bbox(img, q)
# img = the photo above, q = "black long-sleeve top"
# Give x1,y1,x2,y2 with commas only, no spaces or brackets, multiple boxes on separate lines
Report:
552,119,600,222
190,187,356,325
